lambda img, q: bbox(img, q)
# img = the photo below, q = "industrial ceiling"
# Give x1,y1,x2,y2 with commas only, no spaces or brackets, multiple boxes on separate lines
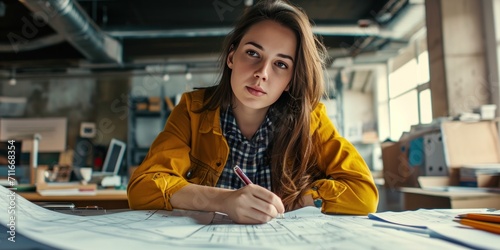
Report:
0,0,425,78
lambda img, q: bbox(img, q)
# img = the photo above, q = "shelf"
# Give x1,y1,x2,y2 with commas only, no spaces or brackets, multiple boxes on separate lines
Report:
131,110,164,117
127,88,171,171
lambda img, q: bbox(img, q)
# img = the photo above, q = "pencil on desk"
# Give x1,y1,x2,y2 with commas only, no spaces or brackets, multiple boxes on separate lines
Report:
459,213,500,223
458,218,500,235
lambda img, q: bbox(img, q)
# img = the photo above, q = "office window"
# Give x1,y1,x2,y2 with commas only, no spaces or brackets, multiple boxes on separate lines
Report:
377,102,390,141
378,50,432,141
389,59,419,98
417,52,430,84
389,90,418,140
419,89,433,124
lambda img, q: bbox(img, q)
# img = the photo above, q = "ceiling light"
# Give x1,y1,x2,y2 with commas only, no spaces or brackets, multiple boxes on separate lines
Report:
162,73,170,81
244,0,253,7
8,78,16,85
8,68,16,85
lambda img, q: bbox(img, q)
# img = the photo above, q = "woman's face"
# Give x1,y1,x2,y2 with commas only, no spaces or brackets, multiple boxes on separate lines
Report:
227,20,296,111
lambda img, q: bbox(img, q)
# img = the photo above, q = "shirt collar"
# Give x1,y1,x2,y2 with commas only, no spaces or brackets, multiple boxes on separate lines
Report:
221,106,273,143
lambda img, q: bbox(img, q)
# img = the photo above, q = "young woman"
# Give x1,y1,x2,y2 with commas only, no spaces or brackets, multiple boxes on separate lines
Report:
128,0,378,224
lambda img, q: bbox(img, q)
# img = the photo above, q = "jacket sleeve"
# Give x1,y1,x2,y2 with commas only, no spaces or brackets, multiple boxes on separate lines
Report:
127,93,193,210
307,103,379,215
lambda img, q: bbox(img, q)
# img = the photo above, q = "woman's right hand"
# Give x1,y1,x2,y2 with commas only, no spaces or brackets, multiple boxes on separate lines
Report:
221,184,285,224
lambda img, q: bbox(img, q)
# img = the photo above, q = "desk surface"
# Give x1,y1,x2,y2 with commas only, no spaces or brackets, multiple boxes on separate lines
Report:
400,187,500,210
3,185,500,250
400,187,500,199
16,189,129,209
17,189,127,201
3,202,499,250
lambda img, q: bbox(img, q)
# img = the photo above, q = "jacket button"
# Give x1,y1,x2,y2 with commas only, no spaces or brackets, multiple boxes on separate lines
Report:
186,169,193,179
216,162,221,167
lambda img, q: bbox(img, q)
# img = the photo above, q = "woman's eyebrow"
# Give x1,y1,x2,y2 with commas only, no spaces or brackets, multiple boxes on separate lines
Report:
244,41,294,62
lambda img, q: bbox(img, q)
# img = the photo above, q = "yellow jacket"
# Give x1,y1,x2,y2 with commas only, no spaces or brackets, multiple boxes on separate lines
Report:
127,89,378,215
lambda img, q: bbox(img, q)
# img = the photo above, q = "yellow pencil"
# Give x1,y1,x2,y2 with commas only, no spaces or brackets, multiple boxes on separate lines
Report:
458,218,500,235
460,213,500,223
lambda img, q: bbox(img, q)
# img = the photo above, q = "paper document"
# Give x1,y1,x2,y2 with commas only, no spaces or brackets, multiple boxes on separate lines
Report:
369,208,491,228
429,225,500,250
369,208,500,249
0,186,471,250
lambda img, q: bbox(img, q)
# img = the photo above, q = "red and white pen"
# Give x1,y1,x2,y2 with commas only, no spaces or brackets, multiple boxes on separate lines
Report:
233,165,253,185
232,165,285,219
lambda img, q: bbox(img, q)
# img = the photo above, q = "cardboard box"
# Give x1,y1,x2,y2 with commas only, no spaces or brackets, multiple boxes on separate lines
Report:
136,103,148,111
148,96,162,112
148,96,161,104
397,120,500,210
148,103,161,112
383,120,500,190
442,121,500,167
382,141,419,189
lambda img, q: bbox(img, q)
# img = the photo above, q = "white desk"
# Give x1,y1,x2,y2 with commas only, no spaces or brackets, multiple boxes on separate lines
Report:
17,189,128,209
400,187,500,210
2,185,499,250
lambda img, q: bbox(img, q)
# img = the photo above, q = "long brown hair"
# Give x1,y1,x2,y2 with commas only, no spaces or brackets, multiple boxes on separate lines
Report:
200,0,328,211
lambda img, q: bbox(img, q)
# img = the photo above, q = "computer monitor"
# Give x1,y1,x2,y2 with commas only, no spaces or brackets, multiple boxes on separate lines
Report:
100,138,126,175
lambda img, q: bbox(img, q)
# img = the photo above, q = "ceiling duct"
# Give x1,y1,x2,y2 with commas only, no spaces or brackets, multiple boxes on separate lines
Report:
106,24,392,40
20,0,122,64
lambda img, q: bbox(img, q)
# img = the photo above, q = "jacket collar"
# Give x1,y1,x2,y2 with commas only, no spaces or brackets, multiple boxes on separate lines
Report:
191,89,222,136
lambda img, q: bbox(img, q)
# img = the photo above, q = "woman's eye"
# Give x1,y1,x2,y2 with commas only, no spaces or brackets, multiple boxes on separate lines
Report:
246,50,259,57
276,62,288,69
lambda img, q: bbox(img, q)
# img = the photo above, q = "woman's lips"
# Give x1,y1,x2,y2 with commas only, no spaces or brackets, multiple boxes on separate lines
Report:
246,86,266,96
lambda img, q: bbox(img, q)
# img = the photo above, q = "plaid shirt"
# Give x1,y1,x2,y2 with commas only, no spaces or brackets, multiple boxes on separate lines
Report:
216,106,273,190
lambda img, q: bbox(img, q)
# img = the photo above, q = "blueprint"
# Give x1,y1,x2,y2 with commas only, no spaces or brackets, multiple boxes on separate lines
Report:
0,186,469,249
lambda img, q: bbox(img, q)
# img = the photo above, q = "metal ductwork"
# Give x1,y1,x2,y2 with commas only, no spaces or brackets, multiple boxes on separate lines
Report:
20,0,122,64
106,25,393,39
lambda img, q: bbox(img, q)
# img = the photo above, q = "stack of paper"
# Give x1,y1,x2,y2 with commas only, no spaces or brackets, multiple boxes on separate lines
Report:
459,164,500,187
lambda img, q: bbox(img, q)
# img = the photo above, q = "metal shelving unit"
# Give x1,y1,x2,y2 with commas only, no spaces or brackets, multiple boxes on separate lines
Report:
127,87,170,175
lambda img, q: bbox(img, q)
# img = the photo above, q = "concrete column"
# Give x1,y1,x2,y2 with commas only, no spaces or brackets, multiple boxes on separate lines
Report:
426,0,490,117
374,64,389,141
483,0,500,117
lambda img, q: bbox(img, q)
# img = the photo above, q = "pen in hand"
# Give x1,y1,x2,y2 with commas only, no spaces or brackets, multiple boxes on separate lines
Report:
233,165,285,219
233,165,253,185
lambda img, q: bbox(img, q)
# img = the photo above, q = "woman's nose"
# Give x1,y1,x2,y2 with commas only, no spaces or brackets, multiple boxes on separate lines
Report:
254,61,270,81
